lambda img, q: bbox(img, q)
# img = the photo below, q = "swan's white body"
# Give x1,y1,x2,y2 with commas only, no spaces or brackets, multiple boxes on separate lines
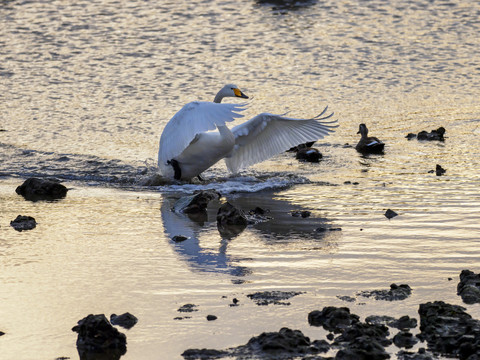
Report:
158,84,338,180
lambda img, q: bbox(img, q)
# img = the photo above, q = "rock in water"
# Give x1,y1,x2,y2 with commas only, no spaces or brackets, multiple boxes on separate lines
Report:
16,177,68,201
72,314,126,356
216,202,247,238
435,164,446,176
10,215,37,231
173,190,220,214
110,312,138,329
457,269,480,304
384,209,398,219
217,202,247,226
357,283,412,301
417,301,480,359
308,306,360,333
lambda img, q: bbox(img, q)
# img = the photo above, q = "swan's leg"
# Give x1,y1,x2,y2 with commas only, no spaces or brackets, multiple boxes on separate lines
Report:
167,159,182,180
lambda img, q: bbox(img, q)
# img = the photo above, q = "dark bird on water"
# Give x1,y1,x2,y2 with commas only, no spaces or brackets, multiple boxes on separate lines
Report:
355,123,385,154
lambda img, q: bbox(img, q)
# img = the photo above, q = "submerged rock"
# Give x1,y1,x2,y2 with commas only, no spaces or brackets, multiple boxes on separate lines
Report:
15,177,68,201
178,304,198,313
417,300,480,359
308,306,360,333
295,147,323,162
334,321,391,360
182,327,330,359
72,314,126,356
217,202,247,226
397,348,435,360
10,215,37,231
246,291,304,306
110,312,138,329
291,210,311,218
216,202,247,238
172,235,188,243
388,315,418,330
393,330,419,349
357,284,412,301
173,190,220,214
457,269,480,304
182,348,228,359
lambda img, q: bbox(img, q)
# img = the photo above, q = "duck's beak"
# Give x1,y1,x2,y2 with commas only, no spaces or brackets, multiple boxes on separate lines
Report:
357,130,361,134
233,88,249,99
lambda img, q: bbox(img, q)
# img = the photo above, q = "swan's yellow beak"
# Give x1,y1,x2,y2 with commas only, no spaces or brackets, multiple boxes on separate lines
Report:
233,88,249,99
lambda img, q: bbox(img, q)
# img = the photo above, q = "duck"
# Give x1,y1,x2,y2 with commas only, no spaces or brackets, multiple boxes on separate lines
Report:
355,123,385,154
158,84,338,181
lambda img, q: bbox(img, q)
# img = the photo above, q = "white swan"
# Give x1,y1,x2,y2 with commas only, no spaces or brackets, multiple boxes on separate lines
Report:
158,84,338,180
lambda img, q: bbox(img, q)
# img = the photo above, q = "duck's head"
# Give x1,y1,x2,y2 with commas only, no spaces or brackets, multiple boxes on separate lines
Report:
357,123,369,136
214,84,249,103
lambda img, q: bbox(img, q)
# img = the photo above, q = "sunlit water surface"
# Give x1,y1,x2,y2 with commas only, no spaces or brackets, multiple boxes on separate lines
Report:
1,0,480,359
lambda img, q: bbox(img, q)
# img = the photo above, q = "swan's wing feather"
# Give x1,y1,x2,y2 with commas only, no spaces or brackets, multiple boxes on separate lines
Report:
225,107,338,173
158,101,246,171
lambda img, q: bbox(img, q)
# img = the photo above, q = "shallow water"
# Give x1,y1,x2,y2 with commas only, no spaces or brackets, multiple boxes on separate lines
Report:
1,0,480,359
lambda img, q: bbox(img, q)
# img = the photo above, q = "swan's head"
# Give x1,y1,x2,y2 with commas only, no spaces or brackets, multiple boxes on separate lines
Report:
357,123,369,136
214,84,249,103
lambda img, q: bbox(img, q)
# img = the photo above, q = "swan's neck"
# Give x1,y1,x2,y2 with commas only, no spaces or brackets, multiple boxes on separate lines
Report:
213,93,223,103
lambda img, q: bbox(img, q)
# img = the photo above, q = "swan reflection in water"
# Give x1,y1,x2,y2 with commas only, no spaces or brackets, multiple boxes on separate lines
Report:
160,190,341,277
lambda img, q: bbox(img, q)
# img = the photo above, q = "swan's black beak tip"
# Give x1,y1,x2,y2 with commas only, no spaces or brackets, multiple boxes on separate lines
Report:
240,93,249,99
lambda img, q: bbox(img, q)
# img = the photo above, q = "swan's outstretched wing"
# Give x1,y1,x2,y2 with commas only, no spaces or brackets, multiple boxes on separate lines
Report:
225,106,337,174
158,101,246,171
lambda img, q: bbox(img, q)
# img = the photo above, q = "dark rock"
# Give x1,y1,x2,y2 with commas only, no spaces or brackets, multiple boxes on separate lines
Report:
230,298,239,307
110,312,138,329
10,215,37,231
384,209,398,219
182,348,228,359
315,227,342,232
334,322,391,360
182,327,330,359
334,322,391,347
406,133,417,140
178,304,198,313
295,147,323,162
245,327,316,353
457,269,480,304
397,348,435,360
217,202,247,226
417,300,480,359
172,235,188,243
435,164,446,176
249,207,266,215
365,315,396,326
206,315,217,321
173,190,220,214
393,330,419,349
416,127,445,141
357,284,412,301
174,316,192,320
388,315,418,330
337,295,356,302
71,314,126,355
291,210,311,218
217,202,247,238
247,291,304,306
16,177,68,201
308,306,360,333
